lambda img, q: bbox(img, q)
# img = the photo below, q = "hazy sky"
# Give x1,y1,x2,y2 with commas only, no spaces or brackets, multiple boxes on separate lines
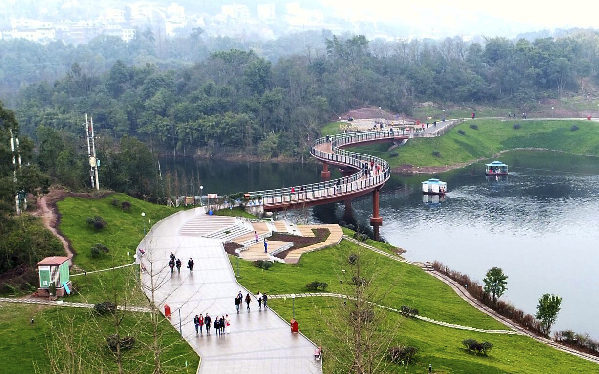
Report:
322,0,599,37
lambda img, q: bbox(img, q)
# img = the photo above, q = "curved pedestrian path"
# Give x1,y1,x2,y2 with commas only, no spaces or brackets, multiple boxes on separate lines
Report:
138,208,321,374
248,131,405,211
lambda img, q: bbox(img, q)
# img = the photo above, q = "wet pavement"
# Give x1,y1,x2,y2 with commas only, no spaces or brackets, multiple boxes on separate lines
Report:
138,208,321,374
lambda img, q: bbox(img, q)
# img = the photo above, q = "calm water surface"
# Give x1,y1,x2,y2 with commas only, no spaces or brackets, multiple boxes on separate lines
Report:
164,151,599,338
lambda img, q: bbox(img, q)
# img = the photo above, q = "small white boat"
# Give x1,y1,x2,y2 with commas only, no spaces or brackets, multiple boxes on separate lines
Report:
486,161,508,176
422,178,447,195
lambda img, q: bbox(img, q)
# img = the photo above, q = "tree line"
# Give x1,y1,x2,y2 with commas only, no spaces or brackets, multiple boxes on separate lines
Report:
12,31,599,161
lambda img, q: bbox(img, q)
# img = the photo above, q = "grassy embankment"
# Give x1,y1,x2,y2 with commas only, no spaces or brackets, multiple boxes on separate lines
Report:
348,119,599,169
57,193,177,271
0,193,199,373
231,237,599,373
213,206,256,219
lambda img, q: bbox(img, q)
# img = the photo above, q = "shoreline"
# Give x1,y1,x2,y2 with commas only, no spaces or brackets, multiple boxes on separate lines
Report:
391,148,599,175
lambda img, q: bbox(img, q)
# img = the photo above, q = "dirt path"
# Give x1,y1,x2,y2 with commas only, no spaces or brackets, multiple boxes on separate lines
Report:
37,194,73,262
33,188,111,271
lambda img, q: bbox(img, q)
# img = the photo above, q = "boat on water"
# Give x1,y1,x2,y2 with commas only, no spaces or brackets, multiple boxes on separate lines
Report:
422,178,447,195
485,161,508,176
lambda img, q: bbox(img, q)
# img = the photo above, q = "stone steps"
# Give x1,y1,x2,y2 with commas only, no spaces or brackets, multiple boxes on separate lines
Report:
180,216,236,236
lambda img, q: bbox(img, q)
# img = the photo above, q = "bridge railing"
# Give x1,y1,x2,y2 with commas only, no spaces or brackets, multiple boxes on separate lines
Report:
247,130,397,207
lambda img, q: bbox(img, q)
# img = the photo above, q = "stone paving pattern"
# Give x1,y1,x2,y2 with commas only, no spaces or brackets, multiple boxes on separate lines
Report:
138,209,321,374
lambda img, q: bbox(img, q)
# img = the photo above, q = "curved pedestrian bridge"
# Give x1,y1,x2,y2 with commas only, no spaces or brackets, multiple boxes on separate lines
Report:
248,130,408,211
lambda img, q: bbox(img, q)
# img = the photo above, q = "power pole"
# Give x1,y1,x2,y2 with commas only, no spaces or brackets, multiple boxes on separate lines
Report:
9,128,23,214
84,114,100,190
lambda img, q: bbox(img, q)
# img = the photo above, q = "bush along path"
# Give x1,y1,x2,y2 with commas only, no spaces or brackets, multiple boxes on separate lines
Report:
343,235,599,364
267,293,517,335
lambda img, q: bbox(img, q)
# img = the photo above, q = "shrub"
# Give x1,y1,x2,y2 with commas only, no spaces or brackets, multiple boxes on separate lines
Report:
352,276,368,286
106,334,135,351
86,216,106,230
352,232,368,242
253,260,273,270
458,129,466,135
571,125,579,132
432,151,441,157
388,346,418,364
305,281,329,291
462,339,493,355
400,305,419,317
389,152,399,157
91,243,109,257
110,198,120,207
348,254,358,265
94,301,117,315
121,201,131,211
513,123,521,130
469,124,478,130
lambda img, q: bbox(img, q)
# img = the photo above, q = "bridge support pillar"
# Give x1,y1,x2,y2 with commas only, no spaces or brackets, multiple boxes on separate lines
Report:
370,188,383,226
321,163,331,179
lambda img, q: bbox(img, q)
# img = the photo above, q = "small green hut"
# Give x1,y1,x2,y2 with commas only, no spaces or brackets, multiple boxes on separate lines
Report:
37,256,71,297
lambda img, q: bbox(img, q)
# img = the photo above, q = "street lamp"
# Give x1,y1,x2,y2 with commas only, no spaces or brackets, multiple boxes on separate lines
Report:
178,307,182,335
199,185,204,207
141,212,146,235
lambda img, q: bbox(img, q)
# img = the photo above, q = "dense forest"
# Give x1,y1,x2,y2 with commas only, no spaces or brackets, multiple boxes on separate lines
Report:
1,30,599,200
12,31,599,157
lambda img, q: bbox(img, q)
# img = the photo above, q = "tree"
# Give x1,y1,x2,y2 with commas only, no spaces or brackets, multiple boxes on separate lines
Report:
536,293,562,336
483,267,508,305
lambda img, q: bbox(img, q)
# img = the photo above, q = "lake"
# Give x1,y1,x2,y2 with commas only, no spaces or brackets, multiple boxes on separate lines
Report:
161,150,599,338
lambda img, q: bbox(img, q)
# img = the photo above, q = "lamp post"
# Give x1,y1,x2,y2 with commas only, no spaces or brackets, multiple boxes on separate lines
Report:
141,212,146,235
291,294,296,319
235,249,240,278
199,185,204,206
178,307,182,335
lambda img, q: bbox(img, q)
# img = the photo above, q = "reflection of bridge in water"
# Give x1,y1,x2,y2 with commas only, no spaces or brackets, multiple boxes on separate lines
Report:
248,130,409,239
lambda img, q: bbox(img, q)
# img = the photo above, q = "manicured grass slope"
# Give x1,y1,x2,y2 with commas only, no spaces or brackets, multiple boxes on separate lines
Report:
352,119,599,168
231,240,504,330
213,206,256,219
57,193,178,270
0,303,198,374
68,265,147,306
271,298,598,374
233,239,599,373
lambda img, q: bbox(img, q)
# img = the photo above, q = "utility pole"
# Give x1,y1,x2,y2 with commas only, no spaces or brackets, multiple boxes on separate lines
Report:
9,128,23,215
84,114,100,190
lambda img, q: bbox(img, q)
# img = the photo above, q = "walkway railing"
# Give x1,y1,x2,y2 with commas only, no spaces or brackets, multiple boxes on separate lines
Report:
248,130,405,209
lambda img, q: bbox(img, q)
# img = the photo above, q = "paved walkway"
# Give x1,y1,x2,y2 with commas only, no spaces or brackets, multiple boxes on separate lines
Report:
138,208,321,374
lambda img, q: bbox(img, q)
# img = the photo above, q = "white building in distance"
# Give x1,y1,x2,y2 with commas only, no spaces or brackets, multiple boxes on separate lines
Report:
220,4,251,21
257,3,276,22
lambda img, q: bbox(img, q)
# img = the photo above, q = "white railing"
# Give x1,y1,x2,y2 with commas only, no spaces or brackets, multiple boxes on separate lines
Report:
248,130,403,207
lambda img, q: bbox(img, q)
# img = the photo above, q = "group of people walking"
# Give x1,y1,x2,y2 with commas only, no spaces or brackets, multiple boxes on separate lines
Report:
234,290,268,313
194,313,231,335
169,252,194,273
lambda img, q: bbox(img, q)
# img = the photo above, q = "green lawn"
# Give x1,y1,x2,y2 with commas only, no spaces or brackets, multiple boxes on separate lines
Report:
68,265,147,306
213,206,256,219
320,121,345,136
231,240,505,330
57,193,178,271
271,297,599,374
351,119,599,169
0,303,198,374
232,238,599,373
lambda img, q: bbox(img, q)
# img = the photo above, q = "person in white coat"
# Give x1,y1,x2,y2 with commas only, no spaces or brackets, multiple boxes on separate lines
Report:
225,314,231,334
